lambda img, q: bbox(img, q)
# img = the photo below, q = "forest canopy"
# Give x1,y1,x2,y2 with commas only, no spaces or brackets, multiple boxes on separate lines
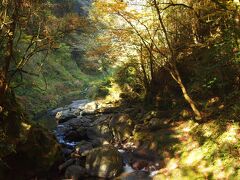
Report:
0,0,240,179
89,0,240,119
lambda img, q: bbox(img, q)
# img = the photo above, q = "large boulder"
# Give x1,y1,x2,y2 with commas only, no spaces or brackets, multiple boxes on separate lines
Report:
86,122,113,141
82,101,98,115
75,140,93,155
69,99,89,110
110,114,134,142
85,145,123,178
64,130,82,142
55,110,77,123
2,125,62,179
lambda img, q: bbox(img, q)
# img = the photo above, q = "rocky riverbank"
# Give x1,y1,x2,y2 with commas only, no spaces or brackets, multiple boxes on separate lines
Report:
41,95,240,180
51,99,163,179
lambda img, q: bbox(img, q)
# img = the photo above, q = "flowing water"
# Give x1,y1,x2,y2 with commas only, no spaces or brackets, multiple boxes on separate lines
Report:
53,99,160,179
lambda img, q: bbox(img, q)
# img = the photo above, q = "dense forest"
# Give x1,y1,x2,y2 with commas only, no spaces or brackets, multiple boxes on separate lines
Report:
0,0,239,179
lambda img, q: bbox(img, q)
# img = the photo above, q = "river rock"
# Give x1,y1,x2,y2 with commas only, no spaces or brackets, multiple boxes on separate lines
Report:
56,110,77,123
76,127,87,137
69,99,89,110
63,117,91,128
86,122,113,141
82,101,98,115
64,130,81,142
110,114,134,142
85,145,123,178
65,165,86,179
76,140,93,154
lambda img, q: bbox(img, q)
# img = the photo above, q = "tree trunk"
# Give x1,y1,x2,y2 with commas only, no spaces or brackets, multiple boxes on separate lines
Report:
169,64,202,120
152,0,202,120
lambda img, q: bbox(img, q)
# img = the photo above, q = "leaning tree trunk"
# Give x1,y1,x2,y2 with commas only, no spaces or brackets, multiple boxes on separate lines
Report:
152,0,202,120
169,64,202,120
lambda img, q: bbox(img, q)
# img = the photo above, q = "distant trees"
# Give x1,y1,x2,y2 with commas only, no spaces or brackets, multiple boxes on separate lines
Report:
90,0,239,120
0,0,82,96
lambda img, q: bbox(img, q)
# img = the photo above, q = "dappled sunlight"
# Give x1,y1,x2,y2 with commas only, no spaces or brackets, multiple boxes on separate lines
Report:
166,159,179,171
100,164,107,172
21,122,31,131
174,120,198,133
182,148,204,166
105,82,122,103
1,0,239,179
217,124,239,144
153,120,240,179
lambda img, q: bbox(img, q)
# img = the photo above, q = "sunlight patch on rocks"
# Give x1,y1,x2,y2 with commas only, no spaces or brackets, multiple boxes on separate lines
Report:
105,82,122,102
218,124,238,144
183,148,204,166
21,122,31,130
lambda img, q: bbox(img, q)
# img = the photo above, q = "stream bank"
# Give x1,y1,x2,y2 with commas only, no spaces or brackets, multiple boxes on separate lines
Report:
50,97,240,180
52,99,163,179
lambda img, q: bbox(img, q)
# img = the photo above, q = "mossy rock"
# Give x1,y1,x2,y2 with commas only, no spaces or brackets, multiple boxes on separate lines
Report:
2,124,62,179
110,114,134,142
85,145,123,178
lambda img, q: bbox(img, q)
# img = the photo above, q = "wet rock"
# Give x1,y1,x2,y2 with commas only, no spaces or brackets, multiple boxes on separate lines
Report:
86,123,113,141
92,114,112,125
64,117,93,128
76,127,87,137
56,110,77,123
69,99,89,110
65,165,86,179
86,127,99,140
54,100,97,123
85,145,123,178
64,130,81,142
76,140,93,155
